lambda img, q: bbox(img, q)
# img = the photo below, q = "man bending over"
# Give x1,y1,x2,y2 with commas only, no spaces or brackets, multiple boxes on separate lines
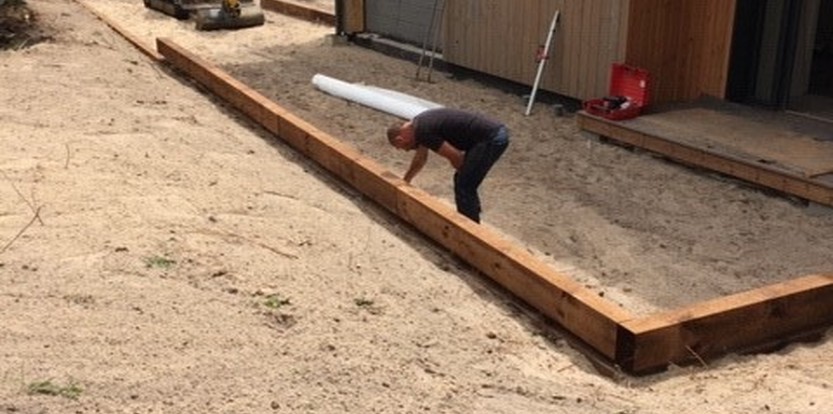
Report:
386,108,510,223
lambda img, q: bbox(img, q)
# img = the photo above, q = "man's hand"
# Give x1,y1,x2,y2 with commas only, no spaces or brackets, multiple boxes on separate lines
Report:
404,146,428,183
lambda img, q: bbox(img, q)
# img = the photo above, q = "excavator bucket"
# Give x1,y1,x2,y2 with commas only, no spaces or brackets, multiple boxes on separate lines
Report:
194,2,265,31
143,0,265,30
143,0,191,19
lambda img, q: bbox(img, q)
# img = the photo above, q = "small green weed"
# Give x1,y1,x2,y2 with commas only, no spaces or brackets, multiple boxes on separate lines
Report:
144,255,176,269
27,380,83,400
264,294,291,309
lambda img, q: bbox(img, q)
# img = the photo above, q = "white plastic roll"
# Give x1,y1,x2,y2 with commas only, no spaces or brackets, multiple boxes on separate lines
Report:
312,74,442,120
362,85,443,111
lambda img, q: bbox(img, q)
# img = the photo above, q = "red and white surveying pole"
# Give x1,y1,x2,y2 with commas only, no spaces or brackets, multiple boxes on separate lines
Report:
525,10,560,116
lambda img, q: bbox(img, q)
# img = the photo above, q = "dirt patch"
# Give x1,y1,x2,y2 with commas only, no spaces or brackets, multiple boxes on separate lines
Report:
0,1,51,49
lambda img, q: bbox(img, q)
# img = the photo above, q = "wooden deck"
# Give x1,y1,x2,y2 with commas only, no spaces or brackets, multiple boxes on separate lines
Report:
577,99,833,206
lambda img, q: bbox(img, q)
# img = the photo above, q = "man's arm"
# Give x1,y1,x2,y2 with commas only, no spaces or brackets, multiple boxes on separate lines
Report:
436,141,464,170
403,146,429,183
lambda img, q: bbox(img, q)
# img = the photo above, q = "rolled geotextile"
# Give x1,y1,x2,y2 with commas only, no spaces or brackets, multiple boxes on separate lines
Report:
312,74,442,120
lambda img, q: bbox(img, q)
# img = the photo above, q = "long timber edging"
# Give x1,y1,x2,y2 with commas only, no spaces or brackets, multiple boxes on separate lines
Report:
76,0,833,369
619,274,833,374
155,38,632,364
155,38,833,374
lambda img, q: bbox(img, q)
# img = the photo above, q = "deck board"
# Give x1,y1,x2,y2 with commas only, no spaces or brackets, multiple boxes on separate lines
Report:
578,100,833,207
631,107,833,177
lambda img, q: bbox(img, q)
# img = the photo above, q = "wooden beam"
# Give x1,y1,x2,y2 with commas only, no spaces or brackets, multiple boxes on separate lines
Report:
260,0,336,26
156,37,633,360
808,167,833,179
577,112,833,207
340,0,365,34
618,274,833,374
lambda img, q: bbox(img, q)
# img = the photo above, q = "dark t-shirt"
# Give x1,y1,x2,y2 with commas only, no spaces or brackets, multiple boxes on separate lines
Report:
413,108,502,151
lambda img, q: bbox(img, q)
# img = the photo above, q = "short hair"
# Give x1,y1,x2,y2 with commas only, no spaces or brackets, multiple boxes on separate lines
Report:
386,122,403,144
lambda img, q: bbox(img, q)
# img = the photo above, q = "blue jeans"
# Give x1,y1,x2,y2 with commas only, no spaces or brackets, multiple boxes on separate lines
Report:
453,126,509,223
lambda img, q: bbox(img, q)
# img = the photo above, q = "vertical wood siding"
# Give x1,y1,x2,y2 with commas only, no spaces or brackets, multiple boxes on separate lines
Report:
443,0,629,101
625,0,736,103
350,0,737,104
364,0,445,48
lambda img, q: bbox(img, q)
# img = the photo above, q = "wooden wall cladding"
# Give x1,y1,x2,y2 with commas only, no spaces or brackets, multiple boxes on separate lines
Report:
443,0,628,101
625,0,736,103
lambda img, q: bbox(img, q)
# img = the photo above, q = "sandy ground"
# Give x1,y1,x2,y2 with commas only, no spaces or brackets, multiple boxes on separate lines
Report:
1,0,832,413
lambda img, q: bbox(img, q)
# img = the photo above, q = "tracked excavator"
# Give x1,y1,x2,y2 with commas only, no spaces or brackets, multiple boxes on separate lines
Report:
143,0,265,30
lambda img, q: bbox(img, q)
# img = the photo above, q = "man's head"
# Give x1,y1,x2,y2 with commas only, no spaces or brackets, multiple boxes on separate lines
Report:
387,121,415,150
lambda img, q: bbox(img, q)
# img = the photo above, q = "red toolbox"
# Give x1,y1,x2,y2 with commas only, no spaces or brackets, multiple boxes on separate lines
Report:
583,63,650,120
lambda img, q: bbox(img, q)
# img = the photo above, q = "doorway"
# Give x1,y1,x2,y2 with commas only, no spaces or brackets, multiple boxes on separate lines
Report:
727,0,833,122
788,0,833,121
